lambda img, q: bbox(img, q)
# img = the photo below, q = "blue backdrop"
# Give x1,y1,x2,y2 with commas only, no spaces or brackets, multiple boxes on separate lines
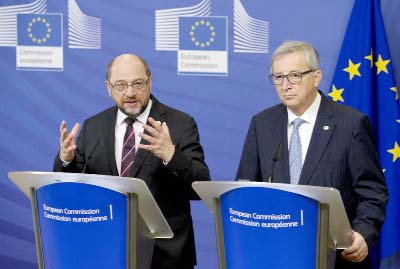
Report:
0,0,399,268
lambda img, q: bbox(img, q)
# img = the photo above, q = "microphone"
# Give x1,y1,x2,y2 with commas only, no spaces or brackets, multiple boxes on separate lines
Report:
268,141,282,183
82,140,99,173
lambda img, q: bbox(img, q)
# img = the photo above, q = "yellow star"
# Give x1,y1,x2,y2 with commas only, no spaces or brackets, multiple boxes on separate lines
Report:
364,49,373,68
343,59,361,80
375,54,390,74
328,85,344,102
390,86,398,100
397,119,400,124
387,141,400,162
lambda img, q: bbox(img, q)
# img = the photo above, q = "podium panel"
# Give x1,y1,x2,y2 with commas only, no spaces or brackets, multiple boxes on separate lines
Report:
36,182,127,269
193,181,352,269
220,187,320,269
8,171,174,269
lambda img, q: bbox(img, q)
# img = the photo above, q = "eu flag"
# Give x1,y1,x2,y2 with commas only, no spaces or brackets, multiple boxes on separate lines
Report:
329,0,400,268
179,16,227,51
17,14,62,47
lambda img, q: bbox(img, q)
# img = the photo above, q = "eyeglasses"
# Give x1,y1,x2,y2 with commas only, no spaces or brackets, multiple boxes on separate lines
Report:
269,70,314,85
108,79,149,92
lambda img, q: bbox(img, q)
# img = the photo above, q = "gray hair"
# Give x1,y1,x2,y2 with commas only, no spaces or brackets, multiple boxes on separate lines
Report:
270,41,320,74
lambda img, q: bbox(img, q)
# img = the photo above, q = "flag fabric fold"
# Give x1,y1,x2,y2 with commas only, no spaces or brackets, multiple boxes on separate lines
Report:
329,0,400,268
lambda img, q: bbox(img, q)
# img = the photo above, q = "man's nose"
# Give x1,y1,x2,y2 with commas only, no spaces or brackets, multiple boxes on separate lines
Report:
281,76,293,89
125,85,136,96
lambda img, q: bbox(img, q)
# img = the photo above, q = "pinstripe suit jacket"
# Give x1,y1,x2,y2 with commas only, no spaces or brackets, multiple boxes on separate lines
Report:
236,93,388,254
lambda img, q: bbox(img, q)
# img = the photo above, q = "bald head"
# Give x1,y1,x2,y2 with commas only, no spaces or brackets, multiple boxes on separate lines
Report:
106,54,151,81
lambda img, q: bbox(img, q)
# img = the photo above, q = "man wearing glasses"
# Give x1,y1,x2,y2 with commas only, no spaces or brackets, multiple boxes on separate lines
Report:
236,41,387,269
54,54,210,269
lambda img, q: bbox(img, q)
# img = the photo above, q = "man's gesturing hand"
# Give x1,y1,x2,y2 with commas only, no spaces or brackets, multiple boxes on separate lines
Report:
138,117,175,162
59,120,80,162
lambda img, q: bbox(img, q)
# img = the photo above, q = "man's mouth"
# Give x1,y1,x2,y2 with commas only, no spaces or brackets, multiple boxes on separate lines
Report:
283,94,296,98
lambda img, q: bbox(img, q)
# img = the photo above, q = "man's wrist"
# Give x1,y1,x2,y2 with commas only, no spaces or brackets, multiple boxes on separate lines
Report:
163,145,175,164
59,153,72,167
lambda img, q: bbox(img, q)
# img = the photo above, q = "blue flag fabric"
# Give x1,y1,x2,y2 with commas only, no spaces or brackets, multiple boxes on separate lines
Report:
329,0,400,268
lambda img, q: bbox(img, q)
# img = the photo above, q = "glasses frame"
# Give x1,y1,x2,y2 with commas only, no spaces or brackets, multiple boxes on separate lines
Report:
108,78,149,92
269,69,314,85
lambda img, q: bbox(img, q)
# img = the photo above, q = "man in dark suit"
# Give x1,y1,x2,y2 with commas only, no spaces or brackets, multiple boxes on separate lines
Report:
236,41,388,269
54,54,210,269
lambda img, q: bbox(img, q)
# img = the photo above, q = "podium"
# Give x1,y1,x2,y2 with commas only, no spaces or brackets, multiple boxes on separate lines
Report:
192,181,353,269
8,171,173,269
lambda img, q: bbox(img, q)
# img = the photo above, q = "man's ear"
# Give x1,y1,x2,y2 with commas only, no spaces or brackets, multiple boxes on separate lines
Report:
313,69,322,87
148,76,152,93
105,80,112,96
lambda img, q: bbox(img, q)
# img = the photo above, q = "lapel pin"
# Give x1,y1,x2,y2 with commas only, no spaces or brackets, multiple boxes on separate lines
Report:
323,125,329,131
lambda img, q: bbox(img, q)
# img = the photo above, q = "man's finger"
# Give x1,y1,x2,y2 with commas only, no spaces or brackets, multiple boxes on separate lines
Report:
162,122,169,133
342,231,356,255
148,117,162,130
60,121,66,134
70,123,80,138
342,251,364,262
60,121,79,144
139,132,158,145
138,144,153,151
64,144,77,152
60,121,68,143
342,245,357,255
142,124,159,137
62,135,74,149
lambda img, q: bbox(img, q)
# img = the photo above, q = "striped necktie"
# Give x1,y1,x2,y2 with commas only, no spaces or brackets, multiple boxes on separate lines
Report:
121,117,135,177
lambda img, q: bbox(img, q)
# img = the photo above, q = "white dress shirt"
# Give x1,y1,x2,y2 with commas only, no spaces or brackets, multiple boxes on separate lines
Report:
287,93,321,164
115,99,152,175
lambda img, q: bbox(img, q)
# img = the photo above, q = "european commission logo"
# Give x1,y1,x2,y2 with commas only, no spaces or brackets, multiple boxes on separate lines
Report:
17,14,63,71
178,16,227,76
0,0,102,72
155,0,270,77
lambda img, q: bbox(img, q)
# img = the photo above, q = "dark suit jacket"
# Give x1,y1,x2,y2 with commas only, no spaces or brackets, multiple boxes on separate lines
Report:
54,96,210,268
236,93,388,268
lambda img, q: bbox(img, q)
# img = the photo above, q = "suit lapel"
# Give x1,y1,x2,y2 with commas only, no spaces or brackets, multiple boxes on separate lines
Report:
272,107,290,184
129,97,166,178
103,107,119,176
299,95,336,185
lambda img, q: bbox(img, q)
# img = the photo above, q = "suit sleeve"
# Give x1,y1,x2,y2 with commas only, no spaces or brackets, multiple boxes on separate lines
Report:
165,116,210,200
349,115,388,247
236,117,262,181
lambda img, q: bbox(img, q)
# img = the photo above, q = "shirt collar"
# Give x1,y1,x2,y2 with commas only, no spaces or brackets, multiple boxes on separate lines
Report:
287,92,321,125
116,99,153,126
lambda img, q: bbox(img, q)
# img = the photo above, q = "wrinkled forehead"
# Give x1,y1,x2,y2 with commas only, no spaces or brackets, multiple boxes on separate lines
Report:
271,52,308,73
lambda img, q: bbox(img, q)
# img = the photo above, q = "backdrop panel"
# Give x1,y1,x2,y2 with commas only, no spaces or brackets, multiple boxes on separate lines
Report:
0,0,398,268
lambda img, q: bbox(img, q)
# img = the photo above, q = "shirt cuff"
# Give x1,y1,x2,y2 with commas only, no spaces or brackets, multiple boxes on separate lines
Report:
60,154,71,167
